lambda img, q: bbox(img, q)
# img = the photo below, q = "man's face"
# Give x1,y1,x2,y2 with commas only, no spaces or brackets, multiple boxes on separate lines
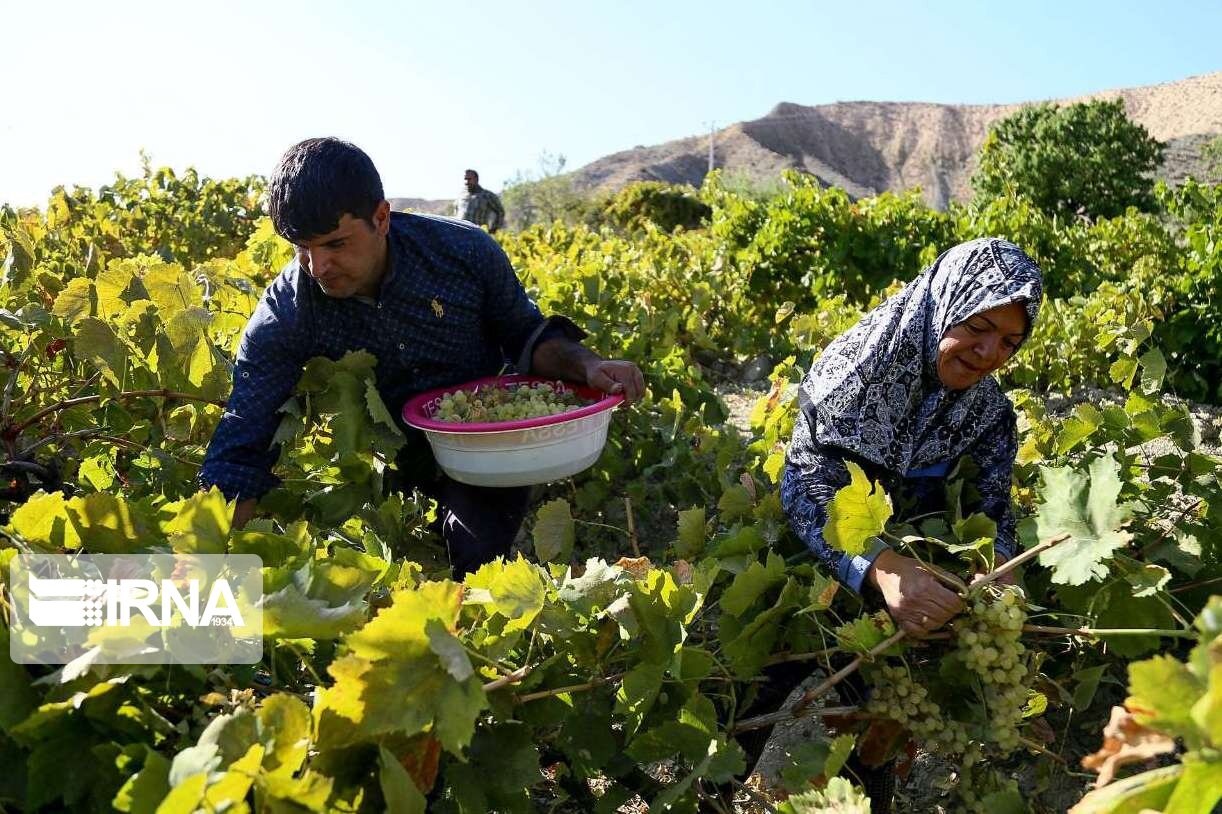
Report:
295,200,391,299
464,172,478,193
936,301,1028,390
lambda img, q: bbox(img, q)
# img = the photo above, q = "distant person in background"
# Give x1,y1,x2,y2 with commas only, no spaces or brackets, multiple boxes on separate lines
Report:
456,169,505,233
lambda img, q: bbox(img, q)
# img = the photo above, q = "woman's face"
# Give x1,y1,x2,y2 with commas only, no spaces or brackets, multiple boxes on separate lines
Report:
937,301,1028,390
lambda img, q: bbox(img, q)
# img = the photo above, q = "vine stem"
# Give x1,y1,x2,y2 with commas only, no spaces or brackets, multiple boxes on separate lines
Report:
764,646,839,666
461,645,520,678
481,665,531,693
1020,624,1193,639
969,532,1071,593
730,632,906,735
1019,736,1067,764
1172,575,1222,595
624,497,641,557
12,389,227,435
514,673,625,705
1140,498,1204,558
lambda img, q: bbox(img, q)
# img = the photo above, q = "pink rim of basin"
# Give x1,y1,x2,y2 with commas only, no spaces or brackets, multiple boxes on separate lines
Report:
402,374,624,434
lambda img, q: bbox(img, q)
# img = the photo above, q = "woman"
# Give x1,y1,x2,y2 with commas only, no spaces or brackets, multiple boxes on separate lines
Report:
775,237,1043,811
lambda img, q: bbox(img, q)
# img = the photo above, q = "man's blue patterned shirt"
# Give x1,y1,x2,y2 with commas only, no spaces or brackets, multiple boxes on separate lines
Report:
199,212,580,500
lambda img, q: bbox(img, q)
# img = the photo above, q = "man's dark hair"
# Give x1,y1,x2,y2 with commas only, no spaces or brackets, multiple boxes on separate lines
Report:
465,169,479,181
269,138,384,242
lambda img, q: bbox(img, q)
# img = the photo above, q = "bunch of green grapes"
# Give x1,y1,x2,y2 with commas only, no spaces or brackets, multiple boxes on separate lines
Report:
864,585,1030,813
953,586,1028,755
434,381,586,423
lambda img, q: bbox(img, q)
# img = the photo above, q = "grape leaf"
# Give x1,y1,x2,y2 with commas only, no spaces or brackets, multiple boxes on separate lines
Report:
675,506,707,559
1162,754,1222,814
805,572,839,612
465,555,546,632
261,584,366,640
778,734,856,794
1139,348,1167,395
614,663,665,736
74,317,127,387
1056,403,1104,454
719,550,785,616
112,746,171,814
425,618,474,681
1190,665,1222,749
143,264,202,319
64,492,159,554
378,745,427,814
1034,455,1132,585
778,777,871,813
532,498,574,563
1109,356,1138,389
257,694,312,778
1127,655,1206,744
314,582,486,752
6,490,73,549
824,461,892,556
834,612,895,655
51,277,94,323
721,578,801,677
717,485,753,522
159,487,230,554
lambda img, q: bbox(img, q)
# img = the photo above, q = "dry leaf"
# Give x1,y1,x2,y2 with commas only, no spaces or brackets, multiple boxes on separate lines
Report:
1081,705,1175,787
671,559,693,585
614,556,652,580
740,473,758,502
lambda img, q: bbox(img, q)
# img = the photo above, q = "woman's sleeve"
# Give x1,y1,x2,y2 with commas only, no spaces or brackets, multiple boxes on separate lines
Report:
967,408,1020,561
780,419,889,593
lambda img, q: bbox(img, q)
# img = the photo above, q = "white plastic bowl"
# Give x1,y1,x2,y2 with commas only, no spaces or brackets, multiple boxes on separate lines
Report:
401,375,623,487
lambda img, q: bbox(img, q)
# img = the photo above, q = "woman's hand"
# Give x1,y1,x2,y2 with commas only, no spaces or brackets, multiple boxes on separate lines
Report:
866,548,965,636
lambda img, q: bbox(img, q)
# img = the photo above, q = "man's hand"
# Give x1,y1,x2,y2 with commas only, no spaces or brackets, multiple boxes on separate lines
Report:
583,359,645,404
867,548,965,636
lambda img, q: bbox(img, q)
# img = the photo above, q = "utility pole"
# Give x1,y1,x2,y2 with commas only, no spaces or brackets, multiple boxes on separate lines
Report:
704,121,716,175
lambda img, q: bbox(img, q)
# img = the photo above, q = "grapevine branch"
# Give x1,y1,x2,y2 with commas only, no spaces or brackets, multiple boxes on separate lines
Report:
1020,624,1193,639
481,665,531,693
764,646,838,667
731,631,907,735
624,496,641,557
514,673,625,704
11,389,227,435
970,532,1071,592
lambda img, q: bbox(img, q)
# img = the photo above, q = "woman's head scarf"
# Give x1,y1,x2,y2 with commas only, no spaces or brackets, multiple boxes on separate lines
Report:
798,237,1044,473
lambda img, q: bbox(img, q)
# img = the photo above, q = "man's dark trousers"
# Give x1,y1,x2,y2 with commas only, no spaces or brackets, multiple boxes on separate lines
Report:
388,435,531,577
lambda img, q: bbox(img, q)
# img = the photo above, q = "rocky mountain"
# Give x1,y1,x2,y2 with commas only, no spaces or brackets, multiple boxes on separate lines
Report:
568,72,1222,209
388,197,453,216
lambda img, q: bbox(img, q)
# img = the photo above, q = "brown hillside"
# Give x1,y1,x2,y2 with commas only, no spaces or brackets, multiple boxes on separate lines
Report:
569,72,1222,209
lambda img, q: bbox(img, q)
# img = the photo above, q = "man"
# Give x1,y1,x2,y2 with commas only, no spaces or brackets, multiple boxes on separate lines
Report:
199,138,644,575
456,169,505,233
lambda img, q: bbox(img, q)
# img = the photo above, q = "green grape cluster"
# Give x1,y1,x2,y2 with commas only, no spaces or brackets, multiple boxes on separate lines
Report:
434,381,586,423
864,586,1030,814
953,587,1028,754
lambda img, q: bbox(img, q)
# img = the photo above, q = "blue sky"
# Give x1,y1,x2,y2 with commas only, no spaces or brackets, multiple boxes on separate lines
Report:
2,0,1218,207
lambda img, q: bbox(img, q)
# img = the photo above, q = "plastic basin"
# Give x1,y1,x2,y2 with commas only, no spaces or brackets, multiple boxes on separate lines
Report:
401,375,623,487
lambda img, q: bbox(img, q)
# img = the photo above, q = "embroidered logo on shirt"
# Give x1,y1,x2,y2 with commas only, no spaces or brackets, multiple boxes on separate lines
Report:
431,298,445,319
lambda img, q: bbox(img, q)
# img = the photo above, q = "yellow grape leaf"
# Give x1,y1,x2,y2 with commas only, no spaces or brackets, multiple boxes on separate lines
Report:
824,462,892,556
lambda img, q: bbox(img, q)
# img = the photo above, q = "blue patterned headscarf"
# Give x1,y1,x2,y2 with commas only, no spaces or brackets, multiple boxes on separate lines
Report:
797,237,1044,472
